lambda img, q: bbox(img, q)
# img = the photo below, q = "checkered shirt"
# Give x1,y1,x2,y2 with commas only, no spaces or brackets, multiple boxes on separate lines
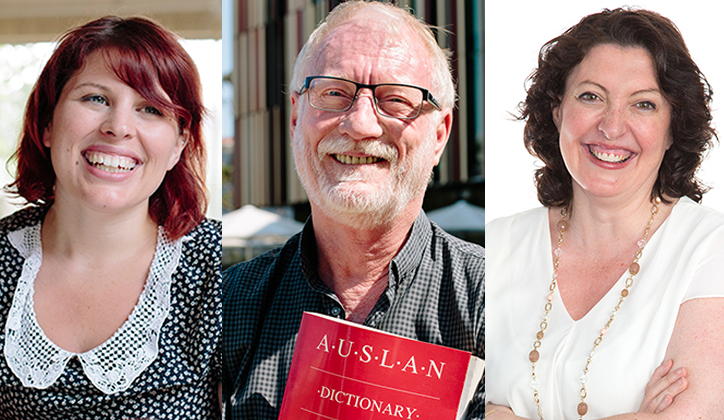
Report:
223,211,485,419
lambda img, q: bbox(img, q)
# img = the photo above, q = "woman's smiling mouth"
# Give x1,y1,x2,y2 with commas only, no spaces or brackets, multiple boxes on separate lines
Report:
588,145,633,163
84,151,138,173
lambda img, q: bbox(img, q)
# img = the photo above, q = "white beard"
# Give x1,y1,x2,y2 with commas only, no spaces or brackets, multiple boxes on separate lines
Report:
292,128,435,229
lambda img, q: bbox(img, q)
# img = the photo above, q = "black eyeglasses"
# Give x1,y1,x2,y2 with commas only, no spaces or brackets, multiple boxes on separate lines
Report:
298,76,441,120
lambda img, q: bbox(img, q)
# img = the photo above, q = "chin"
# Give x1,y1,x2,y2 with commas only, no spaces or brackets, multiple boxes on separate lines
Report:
76,192,144,214
318,186,401,229
293,134,433,230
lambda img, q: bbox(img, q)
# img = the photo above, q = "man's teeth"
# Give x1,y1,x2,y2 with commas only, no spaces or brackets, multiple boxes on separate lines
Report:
333,154,382,165
590,148,631,163
85,152,137,173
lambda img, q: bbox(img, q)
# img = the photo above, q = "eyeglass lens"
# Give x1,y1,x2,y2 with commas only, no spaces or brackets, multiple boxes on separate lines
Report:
307,78,424,119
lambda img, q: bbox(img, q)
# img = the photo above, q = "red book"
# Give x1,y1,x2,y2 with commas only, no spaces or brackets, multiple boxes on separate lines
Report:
278,312,484,420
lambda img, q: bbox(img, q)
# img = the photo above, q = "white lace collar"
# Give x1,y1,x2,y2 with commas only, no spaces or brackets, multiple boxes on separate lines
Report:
3,222,185,395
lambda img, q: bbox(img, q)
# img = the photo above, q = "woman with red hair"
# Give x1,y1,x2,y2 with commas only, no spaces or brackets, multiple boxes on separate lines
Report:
0,16,220,418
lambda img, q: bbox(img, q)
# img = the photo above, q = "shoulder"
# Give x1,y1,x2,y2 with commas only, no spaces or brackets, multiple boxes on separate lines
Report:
0,207,48,337
178,219,221,270
171,219,221,305
223,232,301,295
178,218,221,272
0,207,47,264
428,220,484,264
184,218,221,245
0,206,48,235
672,197,724,230
222,232,302,357
662,198,724,255
426,219,484,301
485,206,547,238
417,217,484,306
667,199,724,289
484,207,550,274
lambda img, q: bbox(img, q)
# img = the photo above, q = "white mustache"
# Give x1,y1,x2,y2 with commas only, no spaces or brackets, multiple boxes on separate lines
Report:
317,136,398,165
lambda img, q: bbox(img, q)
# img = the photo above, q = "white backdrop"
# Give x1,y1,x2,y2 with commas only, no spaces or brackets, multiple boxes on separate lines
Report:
485,1,724,223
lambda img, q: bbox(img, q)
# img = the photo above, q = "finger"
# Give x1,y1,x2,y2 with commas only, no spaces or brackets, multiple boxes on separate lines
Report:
655,393,673,414
654,376,688,414
641,363,686,413
641,359,674,411
647,364,684,401
650,359,674,384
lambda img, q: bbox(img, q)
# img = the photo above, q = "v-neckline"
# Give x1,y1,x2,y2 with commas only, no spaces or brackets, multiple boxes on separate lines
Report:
543,203,674,322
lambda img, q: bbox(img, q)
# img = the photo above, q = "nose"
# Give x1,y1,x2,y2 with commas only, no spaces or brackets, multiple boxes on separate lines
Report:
337,92,384,139
598,107,626,140
99,106,136,140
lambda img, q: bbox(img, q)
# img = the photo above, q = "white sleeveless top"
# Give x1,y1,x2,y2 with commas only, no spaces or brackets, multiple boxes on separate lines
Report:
486,197,724,419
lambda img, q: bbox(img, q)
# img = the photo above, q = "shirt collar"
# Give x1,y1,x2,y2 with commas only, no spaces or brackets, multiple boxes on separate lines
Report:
388,210,431,290
297,210,432,292
298,216,327,293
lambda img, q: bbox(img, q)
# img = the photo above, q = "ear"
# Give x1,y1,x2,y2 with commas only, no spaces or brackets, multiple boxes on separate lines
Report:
42,124,52,148
290,91,300,141
432,109,453,164
552,103,561,131
166,130,189,171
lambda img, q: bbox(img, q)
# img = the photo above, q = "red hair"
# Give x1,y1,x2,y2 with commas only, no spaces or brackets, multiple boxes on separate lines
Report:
8,16,208,240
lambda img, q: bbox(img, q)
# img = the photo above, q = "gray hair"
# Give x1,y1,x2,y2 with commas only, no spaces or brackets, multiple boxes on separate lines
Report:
290,0,456,110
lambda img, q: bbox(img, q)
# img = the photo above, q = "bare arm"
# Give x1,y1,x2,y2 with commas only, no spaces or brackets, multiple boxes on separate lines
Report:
624,297,724,419
485,363,685,420
486,298,724,420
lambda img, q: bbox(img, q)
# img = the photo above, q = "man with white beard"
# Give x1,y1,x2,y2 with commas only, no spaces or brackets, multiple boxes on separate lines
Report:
222,2,484,419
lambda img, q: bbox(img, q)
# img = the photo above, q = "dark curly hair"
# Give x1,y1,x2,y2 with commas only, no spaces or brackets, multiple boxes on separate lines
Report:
518,8,715,207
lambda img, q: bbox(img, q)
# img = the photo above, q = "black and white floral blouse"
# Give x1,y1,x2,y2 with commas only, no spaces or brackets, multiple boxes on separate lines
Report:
0,206,221,419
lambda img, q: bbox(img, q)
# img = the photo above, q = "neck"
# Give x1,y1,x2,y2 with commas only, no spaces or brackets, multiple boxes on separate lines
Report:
561,187,675,248
311,200,420,322
41,195,157,263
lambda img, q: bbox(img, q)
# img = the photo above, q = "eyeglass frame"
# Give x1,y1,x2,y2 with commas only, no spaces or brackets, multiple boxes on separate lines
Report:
298,75,442,120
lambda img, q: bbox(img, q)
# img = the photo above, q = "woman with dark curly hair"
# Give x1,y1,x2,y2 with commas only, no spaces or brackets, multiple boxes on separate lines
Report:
0,16,221,419
486,8,724,420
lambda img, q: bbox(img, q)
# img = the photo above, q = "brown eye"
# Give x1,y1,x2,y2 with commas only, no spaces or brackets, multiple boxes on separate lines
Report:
636,101,656,111
578,92,600,102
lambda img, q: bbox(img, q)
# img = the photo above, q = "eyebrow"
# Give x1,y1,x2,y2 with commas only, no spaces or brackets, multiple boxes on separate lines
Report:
579,80,662,97
70,82,110,92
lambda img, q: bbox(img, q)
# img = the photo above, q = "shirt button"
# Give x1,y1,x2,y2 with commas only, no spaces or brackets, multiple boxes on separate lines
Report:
330,307,341,317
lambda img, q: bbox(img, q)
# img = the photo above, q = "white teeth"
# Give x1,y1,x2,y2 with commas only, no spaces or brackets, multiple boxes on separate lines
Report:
590,148,631,163
84,151,137,173
333,154,382,165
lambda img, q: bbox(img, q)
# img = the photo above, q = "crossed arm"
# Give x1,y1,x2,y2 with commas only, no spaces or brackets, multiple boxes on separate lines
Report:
485,297,724,419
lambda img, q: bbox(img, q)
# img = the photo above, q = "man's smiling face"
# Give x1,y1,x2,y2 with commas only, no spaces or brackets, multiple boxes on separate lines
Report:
290,13,450,227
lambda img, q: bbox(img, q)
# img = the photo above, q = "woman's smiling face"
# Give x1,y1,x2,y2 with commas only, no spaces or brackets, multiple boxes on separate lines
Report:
553,43,672,203
43,51,186,214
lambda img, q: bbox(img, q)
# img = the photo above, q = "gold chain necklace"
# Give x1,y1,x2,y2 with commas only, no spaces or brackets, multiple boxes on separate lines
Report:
529,199,660,420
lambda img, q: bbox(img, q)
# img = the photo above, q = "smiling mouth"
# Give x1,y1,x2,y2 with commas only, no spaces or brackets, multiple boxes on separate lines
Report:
588,146,633,164
332,154,384,165
84,151,138,173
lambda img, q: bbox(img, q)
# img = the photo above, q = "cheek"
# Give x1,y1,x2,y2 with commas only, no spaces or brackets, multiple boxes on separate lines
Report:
290,122,307,153
294,115,332,155
635,121,670,153
291,124,316,168
559,106,590,136
394,119,430,157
